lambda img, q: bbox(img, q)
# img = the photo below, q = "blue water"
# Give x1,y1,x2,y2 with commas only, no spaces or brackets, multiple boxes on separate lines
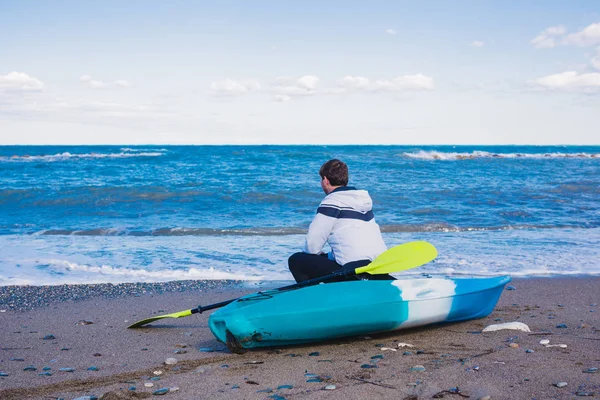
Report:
1,145,599,285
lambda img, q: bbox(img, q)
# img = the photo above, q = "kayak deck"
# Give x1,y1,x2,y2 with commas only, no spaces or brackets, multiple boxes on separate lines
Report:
208,276,511,352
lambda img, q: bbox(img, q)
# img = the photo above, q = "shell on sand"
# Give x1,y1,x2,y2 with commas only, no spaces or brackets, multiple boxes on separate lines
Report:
482,321,531,333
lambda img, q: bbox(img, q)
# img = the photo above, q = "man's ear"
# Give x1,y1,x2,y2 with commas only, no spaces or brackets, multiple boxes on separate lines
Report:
322,176,330,186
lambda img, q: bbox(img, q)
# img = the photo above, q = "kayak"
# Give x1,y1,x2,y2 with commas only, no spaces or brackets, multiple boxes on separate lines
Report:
208,275,511,353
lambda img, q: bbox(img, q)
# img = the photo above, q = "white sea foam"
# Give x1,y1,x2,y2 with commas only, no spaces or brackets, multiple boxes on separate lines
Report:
1,227,600,286
403,150,600,160
0,152,164,162
121,148,168,152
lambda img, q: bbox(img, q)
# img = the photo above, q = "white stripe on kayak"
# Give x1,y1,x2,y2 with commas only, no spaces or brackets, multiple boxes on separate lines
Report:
392,278,457,328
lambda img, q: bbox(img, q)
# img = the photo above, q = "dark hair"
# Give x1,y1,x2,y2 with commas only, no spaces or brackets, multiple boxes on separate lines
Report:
319,159,348,186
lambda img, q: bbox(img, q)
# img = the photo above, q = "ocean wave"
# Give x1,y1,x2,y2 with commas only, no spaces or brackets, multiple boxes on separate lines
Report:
403,150,600,160
34,223,593,237
38,227,307,236
0,259,288,285
121,148,169,152
0,152,165,162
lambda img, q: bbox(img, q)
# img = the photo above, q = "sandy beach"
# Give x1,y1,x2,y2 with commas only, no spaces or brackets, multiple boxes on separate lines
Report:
0,277,598,400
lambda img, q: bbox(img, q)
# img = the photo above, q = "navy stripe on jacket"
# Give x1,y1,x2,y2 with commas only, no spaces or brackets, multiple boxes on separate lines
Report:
317,206,374,221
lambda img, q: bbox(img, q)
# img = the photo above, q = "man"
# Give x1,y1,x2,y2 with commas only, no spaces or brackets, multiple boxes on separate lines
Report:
288,159,393,283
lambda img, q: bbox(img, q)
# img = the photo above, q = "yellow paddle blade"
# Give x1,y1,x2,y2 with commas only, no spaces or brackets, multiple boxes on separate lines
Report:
128,309,193,329
355,241,437,275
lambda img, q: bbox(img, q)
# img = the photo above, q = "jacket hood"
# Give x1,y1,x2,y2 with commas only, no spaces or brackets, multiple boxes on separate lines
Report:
323,187,373,213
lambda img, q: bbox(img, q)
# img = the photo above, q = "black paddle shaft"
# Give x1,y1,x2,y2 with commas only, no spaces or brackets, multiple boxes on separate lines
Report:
195,268,354,314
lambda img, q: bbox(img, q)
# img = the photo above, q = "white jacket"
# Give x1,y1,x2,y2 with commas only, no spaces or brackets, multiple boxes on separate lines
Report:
303,187,387,265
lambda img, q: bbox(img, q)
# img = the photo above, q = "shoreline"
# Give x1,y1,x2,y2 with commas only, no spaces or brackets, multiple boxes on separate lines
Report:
1,274,598,312
0,276,598,399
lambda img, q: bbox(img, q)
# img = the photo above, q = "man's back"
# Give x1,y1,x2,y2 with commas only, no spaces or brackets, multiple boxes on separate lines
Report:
304,186,387,265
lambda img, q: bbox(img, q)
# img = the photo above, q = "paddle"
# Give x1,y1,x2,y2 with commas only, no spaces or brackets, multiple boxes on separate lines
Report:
128,241,437,328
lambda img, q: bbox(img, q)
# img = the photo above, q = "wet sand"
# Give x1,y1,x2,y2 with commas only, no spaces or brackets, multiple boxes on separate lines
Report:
0,277,599,400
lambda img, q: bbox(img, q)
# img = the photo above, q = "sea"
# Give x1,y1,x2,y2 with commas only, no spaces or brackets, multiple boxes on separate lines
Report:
1,145,599,286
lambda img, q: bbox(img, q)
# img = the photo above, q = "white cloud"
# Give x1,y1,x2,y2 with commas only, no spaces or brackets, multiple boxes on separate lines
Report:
530,70,600,92
115,80,132,88
89,80,106,89
339,76,370,89
273,94,291,102
0,72,44,91
375,73,434,91
385,29,397,35
79,75,106,89
209,79,261,95
471,41,484,47
591,57,600,70
272,75,319,97
531,25,567,48
563,22,600,47
297,75,319,90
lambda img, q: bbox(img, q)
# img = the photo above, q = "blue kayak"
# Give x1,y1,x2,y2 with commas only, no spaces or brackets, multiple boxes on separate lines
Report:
208,276,511,352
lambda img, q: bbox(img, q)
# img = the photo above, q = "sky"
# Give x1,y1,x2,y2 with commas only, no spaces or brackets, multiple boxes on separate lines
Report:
1,0,599,145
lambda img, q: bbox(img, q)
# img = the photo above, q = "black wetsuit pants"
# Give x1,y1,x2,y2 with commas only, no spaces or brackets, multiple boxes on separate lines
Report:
288,252,395,283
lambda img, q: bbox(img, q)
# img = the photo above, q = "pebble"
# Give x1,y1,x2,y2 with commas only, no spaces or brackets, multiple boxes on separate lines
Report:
525,349,534,353
60,368,75,372
479,397,491,400
324,384,336,390
576,392,595,396
277,385,293,389
43,334,56,340
129,386,136,391
410,365,426,372
87,366,99,371
175,344,188,348
506,285,516,290
508,343,520,348
144,383,154,388
10,358,24,361
360,364,377,369
307,378,323,382
309,352,320,356
0,372,9,377
256,388,272,393
554,382,568,388
42,366,51,371
153,370,163,375
371,355,384,359
150,377,161,381
195,368,207,374
398,343,414,348
174,349,187,354
73,397,97,400
152,388,170,395
38,372,52,376
556,323,568,329
164,358,177,365
268,395,286,400
170,387,179,392
403,351,414,355
584,368,598,373
76,320,94,325
199,347,214,352
23,365,37,371
539,339,550,345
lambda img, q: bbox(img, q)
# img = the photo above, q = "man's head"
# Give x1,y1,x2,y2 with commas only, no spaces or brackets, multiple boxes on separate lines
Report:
319,159,348,194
